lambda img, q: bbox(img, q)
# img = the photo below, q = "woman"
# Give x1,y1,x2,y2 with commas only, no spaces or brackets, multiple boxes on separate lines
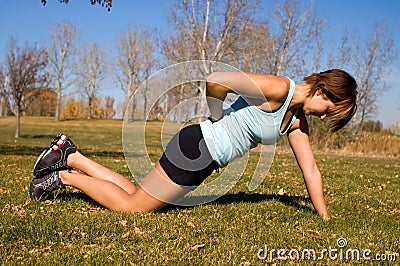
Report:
30,69,357,220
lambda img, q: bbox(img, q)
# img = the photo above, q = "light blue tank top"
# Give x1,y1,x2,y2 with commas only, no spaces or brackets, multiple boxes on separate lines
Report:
200,78,298,167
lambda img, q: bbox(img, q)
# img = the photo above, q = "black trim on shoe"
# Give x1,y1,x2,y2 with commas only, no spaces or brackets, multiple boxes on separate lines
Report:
29,171,65,201
33,134,77,178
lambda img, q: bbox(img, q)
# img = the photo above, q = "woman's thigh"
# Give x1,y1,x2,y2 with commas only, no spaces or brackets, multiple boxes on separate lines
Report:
126,163,191,212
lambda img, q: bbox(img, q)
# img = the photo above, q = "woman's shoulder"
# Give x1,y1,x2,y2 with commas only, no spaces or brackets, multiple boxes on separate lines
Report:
274,76,292,99
257,75,291,108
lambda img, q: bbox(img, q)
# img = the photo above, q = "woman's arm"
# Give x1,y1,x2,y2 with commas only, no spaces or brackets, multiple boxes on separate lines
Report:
205,72,289,120
287,111,330,220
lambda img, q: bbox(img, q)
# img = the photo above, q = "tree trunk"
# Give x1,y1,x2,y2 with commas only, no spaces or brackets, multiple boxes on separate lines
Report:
0,96,3,117
55,87,61,121
164,94,169,119
126,88,136,121
1,76,8,117
15,110,20,138
88,96,93,120
143,93,147,121
143,79,148,121
198,82,206,123
178,84,184,122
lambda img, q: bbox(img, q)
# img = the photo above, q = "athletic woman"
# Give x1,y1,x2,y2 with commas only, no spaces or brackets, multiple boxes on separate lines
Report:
30,69,358,220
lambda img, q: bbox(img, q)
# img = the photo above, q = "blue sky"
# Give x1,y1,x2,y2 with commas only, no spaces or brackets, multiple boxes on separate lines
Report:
0,0,399,127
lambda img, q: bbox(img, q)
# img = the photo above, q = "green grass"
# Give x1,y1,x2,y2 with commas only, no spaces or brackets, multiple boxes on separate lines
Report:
1,116,399,265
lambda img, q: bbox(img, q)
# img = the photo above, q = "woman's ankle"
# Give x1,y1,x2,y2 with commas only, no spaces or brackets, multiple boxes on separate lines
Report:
67,151,80,168
59,170,72,185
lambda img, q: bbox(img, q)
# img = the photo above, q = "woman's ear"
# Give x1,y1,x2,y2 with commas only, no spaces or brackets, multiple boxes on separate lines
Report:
316,89,328,99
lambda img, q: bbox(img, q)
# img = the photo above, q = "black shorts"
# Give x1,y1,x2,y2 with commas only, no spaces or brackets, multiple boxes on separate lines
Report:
159,124,218,187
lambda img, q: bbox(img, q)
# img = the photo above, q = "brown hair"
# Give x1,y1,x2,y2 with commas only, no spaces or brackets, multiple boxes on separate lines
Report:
304,69,358,132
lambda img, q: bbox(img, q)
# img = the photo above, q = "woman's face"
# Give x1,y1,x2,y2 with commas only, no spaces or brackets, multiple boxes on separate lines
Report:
303,89,335,120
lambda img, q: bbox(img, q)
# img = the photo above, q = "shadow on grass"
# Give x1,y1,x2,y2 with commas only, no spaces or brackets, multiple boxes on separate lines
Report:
162,192,313,213
218,192,312,211
0,145,139,159
57,190,313,214
20,134,56,139
58,191,104,208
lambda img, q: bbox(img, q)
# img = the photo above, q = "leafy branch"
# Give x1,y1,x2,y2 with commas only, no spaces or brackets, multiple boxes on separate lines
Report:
41,0,112,11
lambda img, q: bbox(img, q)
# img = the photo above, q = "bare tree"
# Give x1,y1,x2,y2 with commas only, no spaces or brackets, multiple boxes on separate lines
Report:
47,20,78,121
352,22,396,127
0,67,7,116
104,95,116,118
325,30,352,70
266,0,324,77
141,30,157,121
75,43,104,120
162,29,199,64
116,25,157,120
166,0,260,121
227,20,274,73
4,37,48,138
168,0,260,69
161,30,200,122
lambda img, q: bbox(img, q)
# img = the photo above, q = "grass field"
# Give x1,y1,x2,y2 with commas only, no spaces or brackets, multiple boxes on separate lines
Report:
1,116,399,265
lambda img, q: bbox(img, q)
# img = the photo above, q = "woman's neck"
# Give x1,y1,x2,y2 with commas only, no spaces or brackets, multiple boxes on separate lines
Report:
290,83,310,109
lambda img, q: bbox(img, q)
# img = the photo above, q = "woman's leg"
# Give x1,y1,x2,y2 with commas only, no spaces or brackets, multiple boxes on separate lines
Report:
60,163,190,213
32,135,190,211
66,151,137,194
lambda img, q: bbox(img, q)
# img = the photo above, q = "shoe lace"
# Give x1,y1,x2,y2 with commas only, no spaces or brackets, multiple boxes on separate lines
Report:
41,172,65,199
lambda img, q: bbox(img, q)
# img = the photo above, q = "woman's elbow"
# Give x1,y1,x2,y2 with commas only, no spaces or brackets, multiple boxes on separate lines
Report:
206,72,229,95
302,163,321,180
206,72,223,84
